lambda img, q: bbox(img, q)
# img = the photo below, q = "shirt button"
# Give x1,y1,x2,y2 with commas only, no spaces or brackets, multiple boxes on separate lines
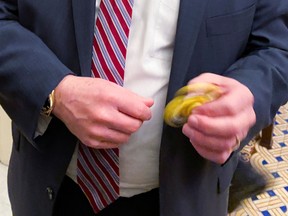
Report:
46,187,54,200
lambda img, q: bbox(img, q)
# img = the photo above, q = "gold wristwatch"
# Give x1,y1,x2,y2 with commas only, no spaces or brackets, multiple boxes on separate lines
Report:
41,90,55,117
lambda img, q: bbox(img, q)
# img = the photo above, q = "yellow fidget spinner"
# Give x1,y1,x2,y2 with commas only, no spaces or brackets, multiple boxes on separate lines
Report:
163,83,222,127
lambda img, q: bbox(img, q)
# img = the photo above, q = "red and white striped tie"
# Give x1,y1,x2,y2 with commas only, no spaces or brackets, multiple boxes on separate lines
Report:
77,0,134,213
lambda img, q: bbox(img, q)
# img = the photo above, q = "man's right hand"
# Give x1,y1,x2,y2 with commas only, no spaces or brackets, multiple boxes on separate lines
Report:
52,75,154,149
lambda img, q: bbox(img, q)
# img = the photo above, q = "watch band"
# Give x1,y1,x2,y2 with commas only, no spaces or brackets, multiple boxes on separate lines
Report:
41,90,55,117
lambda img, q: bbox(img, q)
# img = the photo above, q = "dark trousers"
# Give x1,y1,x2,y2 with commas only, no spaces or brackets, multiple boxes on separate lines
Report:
53,176,160,216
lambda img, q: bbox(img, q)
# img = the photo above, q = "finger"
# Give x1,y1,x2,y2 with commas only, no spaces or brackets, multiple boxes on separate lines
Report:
97,81,154,121
94,108,144,134
110,115,143,134
188,73,254,117
192,87,254,117
82,125,131,147
186,107,255,138
182,125,234,164
117,94,153,121
191,143,232,164
183,125,236,152
143,97,154,108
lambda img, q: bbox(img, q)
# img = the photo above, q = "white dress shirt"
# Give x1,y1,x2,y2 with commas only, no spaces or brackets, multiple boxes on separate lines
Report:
67,0,180,197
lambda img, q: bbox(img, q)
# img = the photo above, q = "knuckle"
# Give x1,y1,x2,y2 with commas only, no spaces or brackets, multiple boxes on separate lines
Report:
192,116,207,131
106,130,130,144
223,103,237,115
218,158,226,165
245,88,254,103
136,104,151,120
97,110,112,123
127,120,142,133
81,138,90,147
218,153,230,164
239,130,248,140
120,135,130,143
250,110,256,125
80,131,95,147
83,138,99,148
228,123,240,135
222,138,232,149
113,134,129,144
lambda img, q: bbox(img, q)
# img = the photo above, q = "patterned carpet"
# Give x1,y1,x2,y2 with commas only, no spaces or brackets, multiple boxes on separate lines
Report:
230,103,288,216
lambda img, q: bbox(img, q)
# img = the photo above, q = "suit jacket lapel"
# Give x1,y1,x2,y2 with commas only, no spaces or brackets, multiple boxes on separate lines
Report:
72,0,96,77
167,0,209,100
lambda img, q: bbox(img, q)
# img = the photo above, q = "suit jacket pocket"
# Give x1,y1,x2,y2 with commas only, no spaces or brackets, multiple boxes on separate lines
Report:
206,4,256,37
217,153,239,193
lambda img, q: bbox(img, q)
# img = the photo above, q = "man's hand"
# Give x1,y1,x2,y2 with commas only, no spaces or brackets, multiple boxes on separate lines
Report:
182,73,256,164
52,75,154,149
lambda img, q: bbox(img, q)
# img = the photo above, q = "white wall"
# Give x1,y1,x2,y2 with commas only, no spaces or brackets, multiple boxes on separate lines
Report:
0,106,12,165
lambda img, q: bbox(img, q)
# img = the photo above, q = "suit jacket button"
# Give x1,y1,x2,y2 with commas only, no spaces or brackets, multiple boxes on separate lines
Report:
46,187,54,200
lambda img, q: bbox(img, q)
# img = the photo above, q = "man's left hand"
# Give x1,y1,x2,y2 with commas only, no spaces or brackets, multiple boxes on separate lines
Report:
182,73,256,164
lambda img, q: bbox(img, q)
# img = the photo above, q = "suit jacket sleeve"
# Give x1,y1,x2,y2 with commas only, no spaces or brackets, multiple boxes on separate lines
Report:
223,0,288,139
0,0,73,144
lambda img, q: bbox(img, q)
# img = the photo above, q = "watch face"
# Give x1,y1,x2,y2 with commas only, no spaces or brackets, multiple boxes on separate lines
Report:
41,104,51,116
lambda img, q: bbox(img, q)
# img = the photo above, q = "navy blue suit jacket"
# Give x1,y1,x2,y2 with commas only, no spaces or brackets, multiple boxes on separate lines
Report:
1,0,288,215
